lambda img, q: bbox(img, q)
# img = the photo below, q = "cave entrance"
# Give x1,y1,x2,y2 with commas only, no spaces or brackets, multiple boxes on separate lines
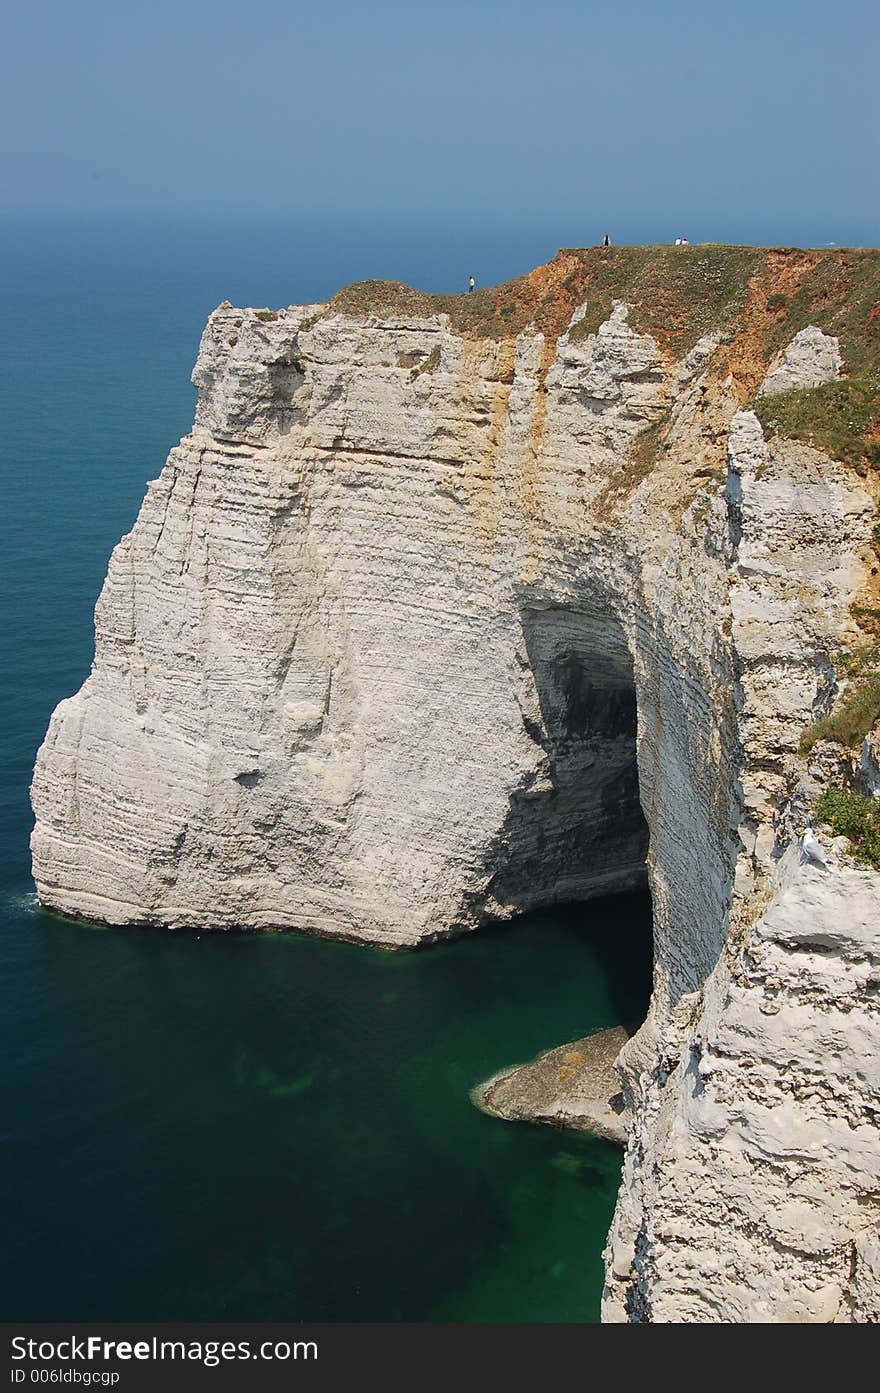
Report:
471,599,653,1143
487,602,650,917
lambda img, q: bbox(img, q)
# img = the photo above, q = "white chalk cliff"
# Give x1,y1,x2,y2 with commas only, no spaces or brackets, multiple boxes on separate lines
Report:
31,248,880,1321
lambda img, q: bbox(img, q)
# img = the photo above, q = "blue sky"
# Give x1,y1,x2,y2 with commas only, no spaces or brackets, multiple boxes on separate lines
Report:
2,0,878,246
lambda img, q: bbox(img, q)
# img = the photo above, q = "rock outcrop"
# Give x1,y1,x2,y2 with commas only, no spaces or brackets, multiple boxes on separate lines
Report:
475,1025,633,1145
604,847,880,1323
756,325,842,397
31,245,880,1320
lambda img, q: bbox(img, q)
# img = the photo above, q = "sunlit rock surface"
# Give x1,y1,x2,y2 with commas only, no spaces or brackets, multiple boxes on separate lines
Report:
32,248,880,1320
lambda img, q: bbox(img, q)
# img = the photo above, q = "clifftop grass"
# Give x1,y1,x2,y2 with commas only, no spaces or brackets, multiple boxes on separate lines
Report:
332,245,880,356
332,244,766,352
752,251,880,469
332,244,880,474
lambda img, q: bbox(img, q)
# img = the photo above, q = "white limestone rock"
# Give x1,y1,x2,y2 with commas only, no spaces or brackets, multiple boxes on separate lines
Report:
32,299,660,944
30,279,880,1322
604,852,880,1323
757,326,842,397
862,731,880,798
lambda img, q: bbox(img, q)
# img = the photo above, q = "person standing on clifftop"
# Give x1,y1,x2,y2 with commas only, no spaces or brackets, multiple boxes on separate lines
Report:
602,233,611,248
468,275,475,292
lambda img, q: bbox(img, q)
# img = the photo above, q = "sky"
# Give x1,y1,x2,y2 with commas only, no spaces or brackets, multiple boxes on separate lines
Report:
1,0,878,248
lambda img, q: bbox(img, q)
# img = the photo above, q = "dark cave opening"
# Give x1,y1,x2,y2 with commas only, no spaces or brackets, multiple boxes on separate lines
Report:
486,602,650,921
468,600,655,1160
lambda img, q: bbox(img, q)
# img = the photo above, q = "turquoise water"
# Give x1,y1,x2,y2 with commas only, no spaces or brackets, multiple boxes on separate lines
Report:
0,219,652,1322
3,899,651,1321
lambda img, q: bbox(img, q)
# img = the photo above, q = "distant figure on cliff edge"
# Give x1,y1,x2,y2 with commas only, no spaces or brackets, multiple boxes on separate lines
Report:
602,233,611,248
468,276,475,293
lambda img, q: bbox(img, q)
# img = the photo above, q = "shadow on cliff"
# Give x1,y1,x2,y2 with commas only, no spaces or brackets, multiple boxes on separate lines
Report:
469,602,650,937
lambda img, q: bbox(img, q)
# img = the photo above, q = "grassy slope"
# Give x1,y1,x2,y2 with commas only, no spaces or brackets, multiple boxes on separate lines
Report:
332,243,765,354
750,250,880,473
332,244,880,472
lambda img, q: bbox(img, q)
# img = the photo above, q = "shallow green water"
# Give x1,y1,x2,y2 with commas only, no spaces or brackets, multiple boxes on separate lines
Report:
2,897,651,1322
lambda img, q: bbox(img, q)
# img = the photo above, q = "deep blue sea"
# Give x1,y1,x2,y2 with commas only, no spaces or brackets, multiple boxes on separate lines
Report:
0,217,652,1321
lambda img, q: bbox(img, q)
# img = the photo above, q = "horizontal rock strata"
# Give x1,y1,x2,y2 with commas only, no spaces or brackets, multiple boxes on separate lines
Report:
31,247,880,1320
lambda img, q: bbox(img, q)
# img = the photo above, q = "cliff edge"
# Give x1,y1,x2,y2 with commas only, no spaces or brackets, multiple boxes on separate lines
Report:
31,245,880,1320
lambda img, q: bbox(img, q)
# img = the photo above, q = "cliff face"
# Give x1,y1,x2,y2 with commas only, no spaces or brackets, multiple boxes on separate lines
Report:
606,848,880,1322
31,246,880,1320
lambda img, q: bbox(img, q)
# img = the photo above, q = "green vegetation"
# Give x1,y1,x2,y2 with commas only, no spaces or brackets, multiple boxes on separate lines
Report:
814,786,880,869
332,245,765,351
753,378,880,472
333,245,880,361
564,244,762,355
409,344,441,380
851,606,880,636
749,249,880,471
625,408,673,484
332,246,880,473
757,250,880,380
627,244,761,349
839,642,880,677
799,645,880,753
332,276,538,341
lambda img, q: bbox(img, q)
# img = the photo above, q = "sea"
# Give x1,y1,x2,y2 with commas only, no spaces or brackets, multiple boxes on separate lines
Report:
0,215,652,1322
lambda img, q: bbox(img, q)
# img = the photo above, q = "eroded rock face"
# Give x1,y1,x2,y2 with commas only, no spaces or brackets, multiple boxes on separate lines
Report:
604,849,880,1323
32,301,658,943
603,417,877,1322
862,733,880,798
30,264,880,1320
757,326,842,397
475,1025,633,1145
726,409,872,894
